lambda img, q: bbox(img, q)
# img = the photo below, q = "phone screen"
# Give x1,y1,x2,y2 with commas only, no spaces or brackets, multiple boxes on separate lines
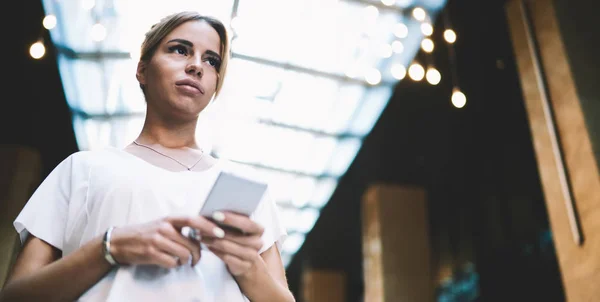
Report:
199,172,268,234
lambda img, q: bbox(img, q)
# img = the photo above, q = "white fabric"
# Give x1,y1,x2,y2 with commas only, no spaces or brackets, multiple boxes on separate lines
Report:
13,147,287,302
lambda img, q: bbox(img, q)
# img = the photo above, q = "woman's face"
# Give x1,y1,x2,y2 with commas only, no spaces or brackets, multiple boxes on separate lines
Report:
137,20,222,122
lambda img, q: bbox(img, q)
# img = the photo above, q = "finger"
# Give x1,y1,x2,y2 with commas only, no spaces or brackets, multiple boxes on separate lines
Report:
149,248,180,269
158,223,202,265
203,233,263,252
151,233,192,266
204,238,258,262
167,216,225,239
213,211,264,236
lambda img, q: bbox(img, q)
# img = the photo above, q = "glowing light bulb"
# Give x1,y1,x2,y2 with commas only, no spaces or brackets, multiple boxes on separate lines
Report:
408,63,425,81
391,64,406,80
444,29,457,43
394,23,408,39
30,41,45,59
421,38,434,53
412,7,426,21
452,88,467,108
43,15,57,30
381,0,396,5
421,23,433,36
426,67,441,85
365,68,382,85
392,40,404,53
379,43,393,58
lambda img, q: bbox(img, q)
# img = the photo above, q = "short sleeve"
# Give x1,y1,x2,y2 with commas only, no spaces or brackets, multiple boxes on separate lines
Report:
250,188,288,254
13,155,75,250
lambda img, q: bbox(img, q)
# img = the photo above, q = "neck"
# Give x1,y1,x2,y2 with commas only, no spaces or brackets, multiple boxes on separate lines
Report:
137,109,199,149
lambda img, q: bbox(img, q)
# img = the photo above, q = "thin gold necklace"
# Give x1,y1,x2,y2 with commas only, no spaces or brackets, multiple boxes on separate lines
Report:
132,140,205,171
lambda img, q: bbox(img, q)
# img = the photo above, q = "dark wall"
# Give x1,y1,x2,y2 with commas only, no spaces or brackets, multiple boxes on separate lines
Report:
286,0,565,301
2,0,79,177
552,0,600,173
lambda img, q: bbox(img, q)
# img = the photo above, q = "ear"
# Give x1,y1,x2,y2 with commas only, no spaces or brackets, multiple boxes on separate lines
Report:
136,60,147,86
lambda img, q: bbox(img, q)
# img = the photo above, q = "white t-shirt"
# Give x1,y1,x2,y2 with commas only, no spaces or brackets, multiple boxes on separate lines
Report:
13,147,287,301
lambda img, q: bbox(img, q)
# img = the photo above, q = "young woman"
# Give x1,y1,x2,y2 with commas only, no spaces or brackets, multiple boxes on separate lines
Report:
0,11,293,302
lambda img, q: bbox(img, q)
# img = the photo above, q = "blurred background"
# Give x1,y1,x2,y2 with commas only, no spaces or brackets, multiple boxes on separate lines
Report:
3,0,600,301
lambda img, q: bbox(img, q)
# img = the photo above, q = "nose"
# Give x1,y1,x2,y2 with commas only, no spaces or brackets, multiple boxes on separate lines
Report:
185,56,203,78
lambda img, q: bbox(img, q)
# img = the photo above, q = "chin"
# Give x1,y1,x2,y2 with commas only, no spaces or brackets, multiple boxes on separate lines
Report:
169,98,209,119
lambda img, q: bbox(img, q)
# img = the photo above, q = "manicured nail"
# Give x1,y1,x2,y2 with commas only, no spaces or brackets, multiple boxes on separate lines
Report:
213,227,225,238
212,211,225,222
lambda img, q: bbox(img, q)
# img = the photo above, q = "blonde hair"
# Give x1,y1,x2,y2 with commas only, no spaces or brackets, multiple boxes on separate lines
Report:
139,11,230,98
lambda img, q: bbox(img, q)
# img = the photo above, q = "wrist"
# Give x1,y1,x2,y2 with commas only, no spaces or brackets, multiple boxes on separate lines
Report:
236,254,265,281
102,226,120,266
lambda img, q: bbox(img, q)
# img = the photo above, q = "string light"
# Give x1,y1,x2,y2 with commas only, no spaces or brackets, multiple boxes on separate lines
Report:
379,43,393,58
392,40,404,54
443,8,465,108
391,64,407,80
421,23,433,36
421,38,434,53
29,41,46,59
408,63,425,81
444,29,457,43
29,1,465,110
452,88,467,108
394,23,408,39
365,68,382,85
412,7,427,21
426,67,441,85
43,15,57,30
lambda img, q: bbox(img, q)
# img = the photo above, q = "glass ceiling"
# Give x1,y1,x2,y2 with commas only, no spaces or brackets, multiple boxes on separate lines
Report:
40,0,446,267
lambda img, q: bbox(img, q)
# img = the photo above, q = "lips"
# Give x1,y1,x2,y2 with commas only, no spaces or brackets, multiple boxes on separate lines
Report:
175,78,204,95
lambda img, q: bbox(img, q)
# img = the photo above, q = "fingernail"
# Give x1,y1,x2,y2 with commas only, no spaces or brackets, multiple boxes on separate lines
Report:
212,211,225,222
213,227,225,238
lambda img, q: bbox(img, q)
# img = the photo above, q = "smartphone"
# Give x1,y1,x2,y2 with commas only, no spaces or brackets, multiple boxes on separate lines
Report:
199,171,268,234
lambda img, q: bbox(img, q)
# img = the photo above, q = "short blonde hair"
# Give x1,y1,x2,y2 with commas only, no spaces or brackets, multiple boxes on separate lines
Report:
139,11,230,98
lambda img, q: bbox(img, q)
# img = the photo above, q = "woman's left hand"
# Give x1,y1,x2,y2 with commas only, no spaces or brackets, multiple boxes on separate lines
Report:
202,211,265,277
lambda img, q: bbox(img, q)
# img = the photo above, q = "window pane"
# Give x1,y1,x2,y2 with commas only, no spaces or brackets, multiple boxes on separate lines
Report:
59,56,145,115
42,0,234,53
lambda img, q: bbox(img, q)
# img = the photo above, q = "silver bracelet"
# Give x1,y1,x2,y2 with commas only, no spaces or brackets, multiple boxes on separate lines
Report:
102,226,119,266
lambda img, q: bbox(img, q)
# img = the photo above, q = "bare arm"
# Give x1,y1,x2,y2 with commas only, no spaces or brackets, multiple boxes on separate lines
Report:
235,245,295,302
203,212,295,302
0,235,112,302
1,216,222,302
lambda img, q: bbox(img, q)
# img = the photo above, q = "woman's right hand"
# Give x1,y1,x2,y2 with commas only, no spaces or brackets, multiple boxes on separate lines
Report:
109,216,225,268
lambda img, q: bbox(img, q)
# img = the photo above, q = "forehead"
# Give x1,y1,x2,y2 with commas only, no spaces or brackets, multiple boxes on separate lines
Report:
163,20,221,55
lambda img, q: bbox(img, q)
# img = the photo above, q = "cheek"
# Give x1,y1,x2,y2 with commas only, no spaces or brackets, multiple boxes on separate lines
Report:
206,72,220,92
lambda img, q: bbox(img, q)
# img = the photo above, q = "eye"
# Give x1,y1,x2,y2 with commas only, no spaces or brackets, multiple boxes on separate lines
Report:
169,45,188,56
206,57,221,69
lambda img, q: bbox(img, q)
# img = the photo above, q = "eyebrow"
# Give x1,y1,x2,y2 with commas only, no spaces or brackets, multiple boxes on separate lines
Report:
167,38,222,60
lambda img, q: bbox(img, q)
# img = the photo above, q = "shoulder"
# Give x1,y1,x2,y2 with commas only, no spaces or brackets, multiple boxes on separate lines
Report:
63,148,113,166
55,147,126,176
